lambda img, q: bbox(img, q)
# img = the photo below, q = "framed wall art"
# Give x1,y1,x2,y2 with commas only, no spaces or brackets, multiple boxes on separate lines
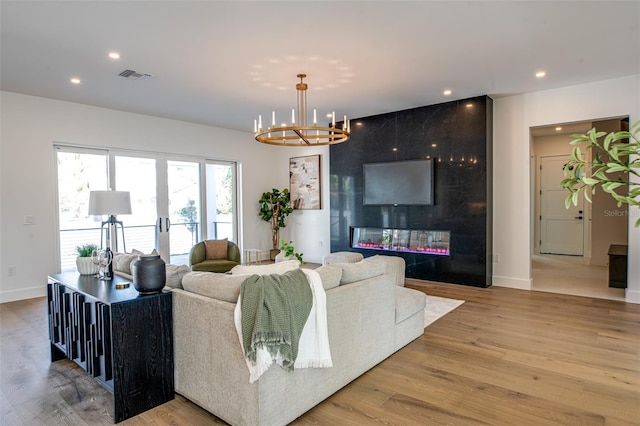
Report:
289,154,321,209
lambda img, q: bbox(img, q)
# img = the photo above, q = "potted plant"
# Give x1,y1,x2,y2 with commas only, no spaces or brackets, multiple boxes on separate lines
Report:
258,188,294,259
562,120,640,226
276,239,304,263
75,243,99,275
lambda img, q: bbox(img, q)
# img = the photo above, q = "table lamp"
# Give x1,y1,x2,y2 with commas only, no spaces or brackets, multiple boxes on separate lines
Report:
88,190,132,253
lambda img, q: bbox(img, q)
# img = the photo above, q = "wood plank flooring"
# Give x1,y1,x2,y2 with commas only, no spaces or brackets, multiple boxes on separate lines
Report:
1,281,638,425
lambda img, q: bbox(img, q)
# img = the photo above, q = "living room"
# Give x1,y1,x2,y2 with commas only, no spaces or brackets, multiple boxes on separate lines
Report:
1,1,639,425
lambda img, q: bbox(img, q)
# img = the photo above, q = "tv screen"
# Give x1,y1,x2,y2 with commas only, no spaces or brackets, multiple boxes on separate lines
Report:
363,159,434,205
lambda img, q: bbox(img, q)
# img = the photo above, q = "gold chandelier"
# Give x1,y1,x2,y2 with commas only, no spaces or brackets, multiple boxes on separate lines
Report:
254,74,350,146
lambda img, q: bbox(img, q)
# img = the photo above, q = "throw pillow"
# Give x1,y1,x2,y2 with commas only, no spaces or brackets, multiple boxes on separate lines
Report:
314,265,342,290
336,260,385,285
205,239,228,260
112,253,138,275
132,248,159,256
165,264,191,289
230,259,300,276
182,272,248,303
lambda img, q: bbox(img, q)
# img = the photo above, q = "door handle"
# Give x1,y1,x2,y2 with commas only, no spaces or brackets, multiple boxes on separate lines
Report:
575,216,583,220
165,218,170,231
158,217,162,232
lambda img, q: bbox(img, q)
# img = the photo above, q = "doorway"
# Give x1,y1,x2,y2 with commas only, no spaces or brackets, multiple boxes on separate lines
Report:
530,118,629,300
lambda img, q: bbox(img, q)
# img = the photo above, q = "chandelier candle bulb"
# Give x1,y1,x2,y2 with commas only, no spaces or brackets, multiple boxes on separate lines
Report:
258,115,262,131
272,111,275,126
313,109,317,125
292,109,295,124
332,112,336,127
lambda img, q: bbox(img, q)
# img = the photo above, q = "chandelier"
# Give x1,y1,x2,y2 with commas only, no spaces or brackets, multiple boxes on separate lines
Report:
254,74,350,146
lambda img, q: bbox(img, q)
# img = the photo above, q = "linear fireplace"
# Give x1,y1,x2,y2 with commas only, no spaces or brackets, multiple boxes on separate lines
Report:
350,227,450,256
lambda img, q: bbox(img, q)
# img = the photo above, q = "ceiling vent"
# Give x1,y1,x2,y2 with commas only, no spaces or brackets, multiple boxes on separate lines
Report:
118,69,152,81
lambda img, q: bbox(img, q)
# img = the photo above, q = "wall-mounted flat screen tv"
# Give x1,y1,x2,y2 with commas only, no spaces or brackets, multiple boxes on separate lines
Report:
363,159,434,205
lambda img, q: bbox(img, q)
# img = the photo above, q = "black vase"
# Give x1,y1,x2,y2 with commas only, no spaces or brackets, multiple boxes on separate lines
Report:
132,254,166,294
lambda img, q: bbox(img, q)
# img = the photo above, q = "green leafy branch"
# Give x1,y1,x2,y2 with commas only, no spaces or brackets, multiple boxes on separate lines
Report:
280,239,304,263
561,120,640,227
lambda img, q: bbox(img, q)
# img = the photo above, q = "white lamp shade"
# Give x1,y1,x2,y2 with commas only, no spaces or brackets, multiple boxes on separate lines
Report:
88,191,132,216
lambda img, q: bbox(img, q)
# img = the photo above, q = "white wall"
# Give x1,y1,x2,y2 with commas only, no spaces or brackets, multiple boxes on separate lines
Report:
0,91,329,302
3,74,639,303
493,74,640,303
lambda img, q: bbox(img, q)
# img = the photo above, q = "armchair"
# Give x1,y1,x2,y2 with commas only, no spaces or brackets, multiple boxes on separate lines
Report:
189,240,241,273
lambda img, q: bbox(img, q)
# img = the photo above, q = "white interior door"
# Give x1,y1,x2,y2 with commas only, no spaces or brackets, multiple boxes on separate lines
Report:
540,155,584,255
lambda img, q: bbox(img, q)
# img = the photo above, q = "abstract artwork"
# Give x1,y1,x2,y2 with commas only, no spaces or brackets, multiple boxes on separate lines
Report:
289,155,321,209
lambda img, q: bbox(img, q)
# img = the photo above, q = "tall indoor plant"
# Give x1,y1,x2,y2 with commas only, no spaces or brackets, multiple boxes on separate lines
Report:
258,188,294,258
562,120,640,226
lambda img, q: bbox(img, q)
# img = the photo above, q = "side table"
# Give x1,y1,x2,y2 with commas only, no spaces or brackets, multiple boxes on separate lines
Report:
244,248,261,265
47,273,174,423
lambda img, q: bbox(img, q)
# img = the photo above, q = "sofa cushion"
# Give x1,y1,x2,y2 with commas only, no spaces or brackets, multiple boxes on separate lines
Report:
191,259,240,273
165,264,191,289
364,255,406,287
314,265,342,290
230,259,299,276
182,272,249,303
205,239,228,260
336,260,385,285
395,286,426,324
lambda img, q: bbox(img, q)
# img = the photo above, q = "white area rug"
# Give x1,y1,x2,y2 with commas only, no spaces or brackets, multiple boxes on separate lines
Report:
424,295,464,328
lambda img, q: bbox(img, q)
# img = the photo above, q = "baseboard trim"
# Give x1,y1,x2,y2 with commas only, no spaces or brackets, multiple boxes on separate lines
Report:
0,286,46,303
625,289,640,304
492,275,532,290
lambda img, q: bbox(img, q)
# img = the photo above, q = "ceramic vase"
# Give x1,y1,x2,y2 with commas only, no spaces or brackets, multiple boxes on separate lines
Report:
132,254,166,294
76,256,99,275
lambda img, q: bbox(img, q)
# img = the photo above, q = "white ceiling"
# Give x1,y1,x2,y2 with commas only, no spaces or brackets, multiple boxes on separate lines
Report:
1,1,638,133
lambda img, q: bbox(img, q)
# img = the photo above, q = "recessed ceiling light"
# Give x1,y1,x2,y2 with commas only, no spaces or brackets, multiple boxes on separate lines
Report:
431,143,437,147
108,52,120,59
356,122,363,126
443,90,452,96
70,77,81,84
392,148,398,152
465,103,473,108
555,126,562,131
536,71,546,78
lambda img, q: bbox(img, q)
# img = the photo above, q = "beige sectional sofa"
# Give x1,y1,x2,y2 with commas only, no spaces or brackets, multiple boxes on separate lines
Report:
171,255,426,426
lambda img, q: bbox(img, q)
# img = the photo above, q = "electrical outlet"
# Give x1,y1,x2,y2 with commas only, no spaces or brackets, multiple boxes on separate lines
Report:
319,240,323,247
24,215,35,225
8,266,16,276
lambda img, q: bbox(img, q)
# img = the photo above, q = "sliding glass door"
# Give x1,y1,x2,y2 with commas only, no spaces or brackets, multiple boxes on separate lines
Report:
55,145,238,271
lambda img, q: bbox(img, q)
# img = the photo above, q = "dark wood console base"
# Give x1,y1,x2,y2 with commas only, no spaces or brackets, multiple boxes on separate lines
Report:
47,273,174,423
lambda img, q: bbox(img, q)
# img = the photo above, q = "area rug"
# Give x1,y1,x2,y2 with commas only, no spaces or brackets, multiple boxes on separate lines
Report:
424,295,464,328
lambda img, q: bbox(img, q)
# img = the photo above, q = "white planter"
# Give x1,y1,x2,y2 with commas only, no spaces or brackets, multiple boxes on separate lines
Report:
76,256,99,275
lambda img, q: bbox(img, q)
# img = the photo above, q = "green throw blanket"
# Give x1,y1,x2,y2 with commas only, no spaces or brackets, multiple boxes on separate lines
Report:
240,269,313,371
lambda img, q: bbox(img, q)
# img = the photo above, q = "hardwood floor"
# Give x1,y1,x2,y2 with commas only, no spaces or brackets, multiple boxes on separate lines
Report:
1,281,639,425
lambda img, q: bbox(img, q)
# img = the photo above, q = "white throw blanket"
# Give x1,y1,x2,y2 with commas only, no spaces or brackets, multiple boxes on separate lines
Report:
234,268,333,383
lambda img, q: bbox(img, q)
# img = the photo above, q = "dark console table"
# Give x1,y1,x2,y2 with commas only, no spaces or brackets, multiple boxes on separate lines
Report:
47,273,174,423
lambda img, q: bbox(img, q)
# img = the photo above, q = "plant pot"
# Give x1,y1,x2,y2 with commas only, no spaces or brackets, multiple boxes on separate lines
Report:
76,256,98,275
132,254,166,294
269,249,280,261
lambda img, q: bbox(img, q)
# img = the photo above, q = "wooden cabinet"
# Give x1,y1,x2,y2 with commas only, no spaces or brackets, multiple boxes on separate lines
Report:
47,273,173,423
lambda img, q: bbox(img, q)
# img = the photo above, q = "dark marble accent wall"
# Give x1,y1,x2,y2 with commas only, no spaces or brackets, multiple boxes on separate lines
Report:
330,96,493,287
